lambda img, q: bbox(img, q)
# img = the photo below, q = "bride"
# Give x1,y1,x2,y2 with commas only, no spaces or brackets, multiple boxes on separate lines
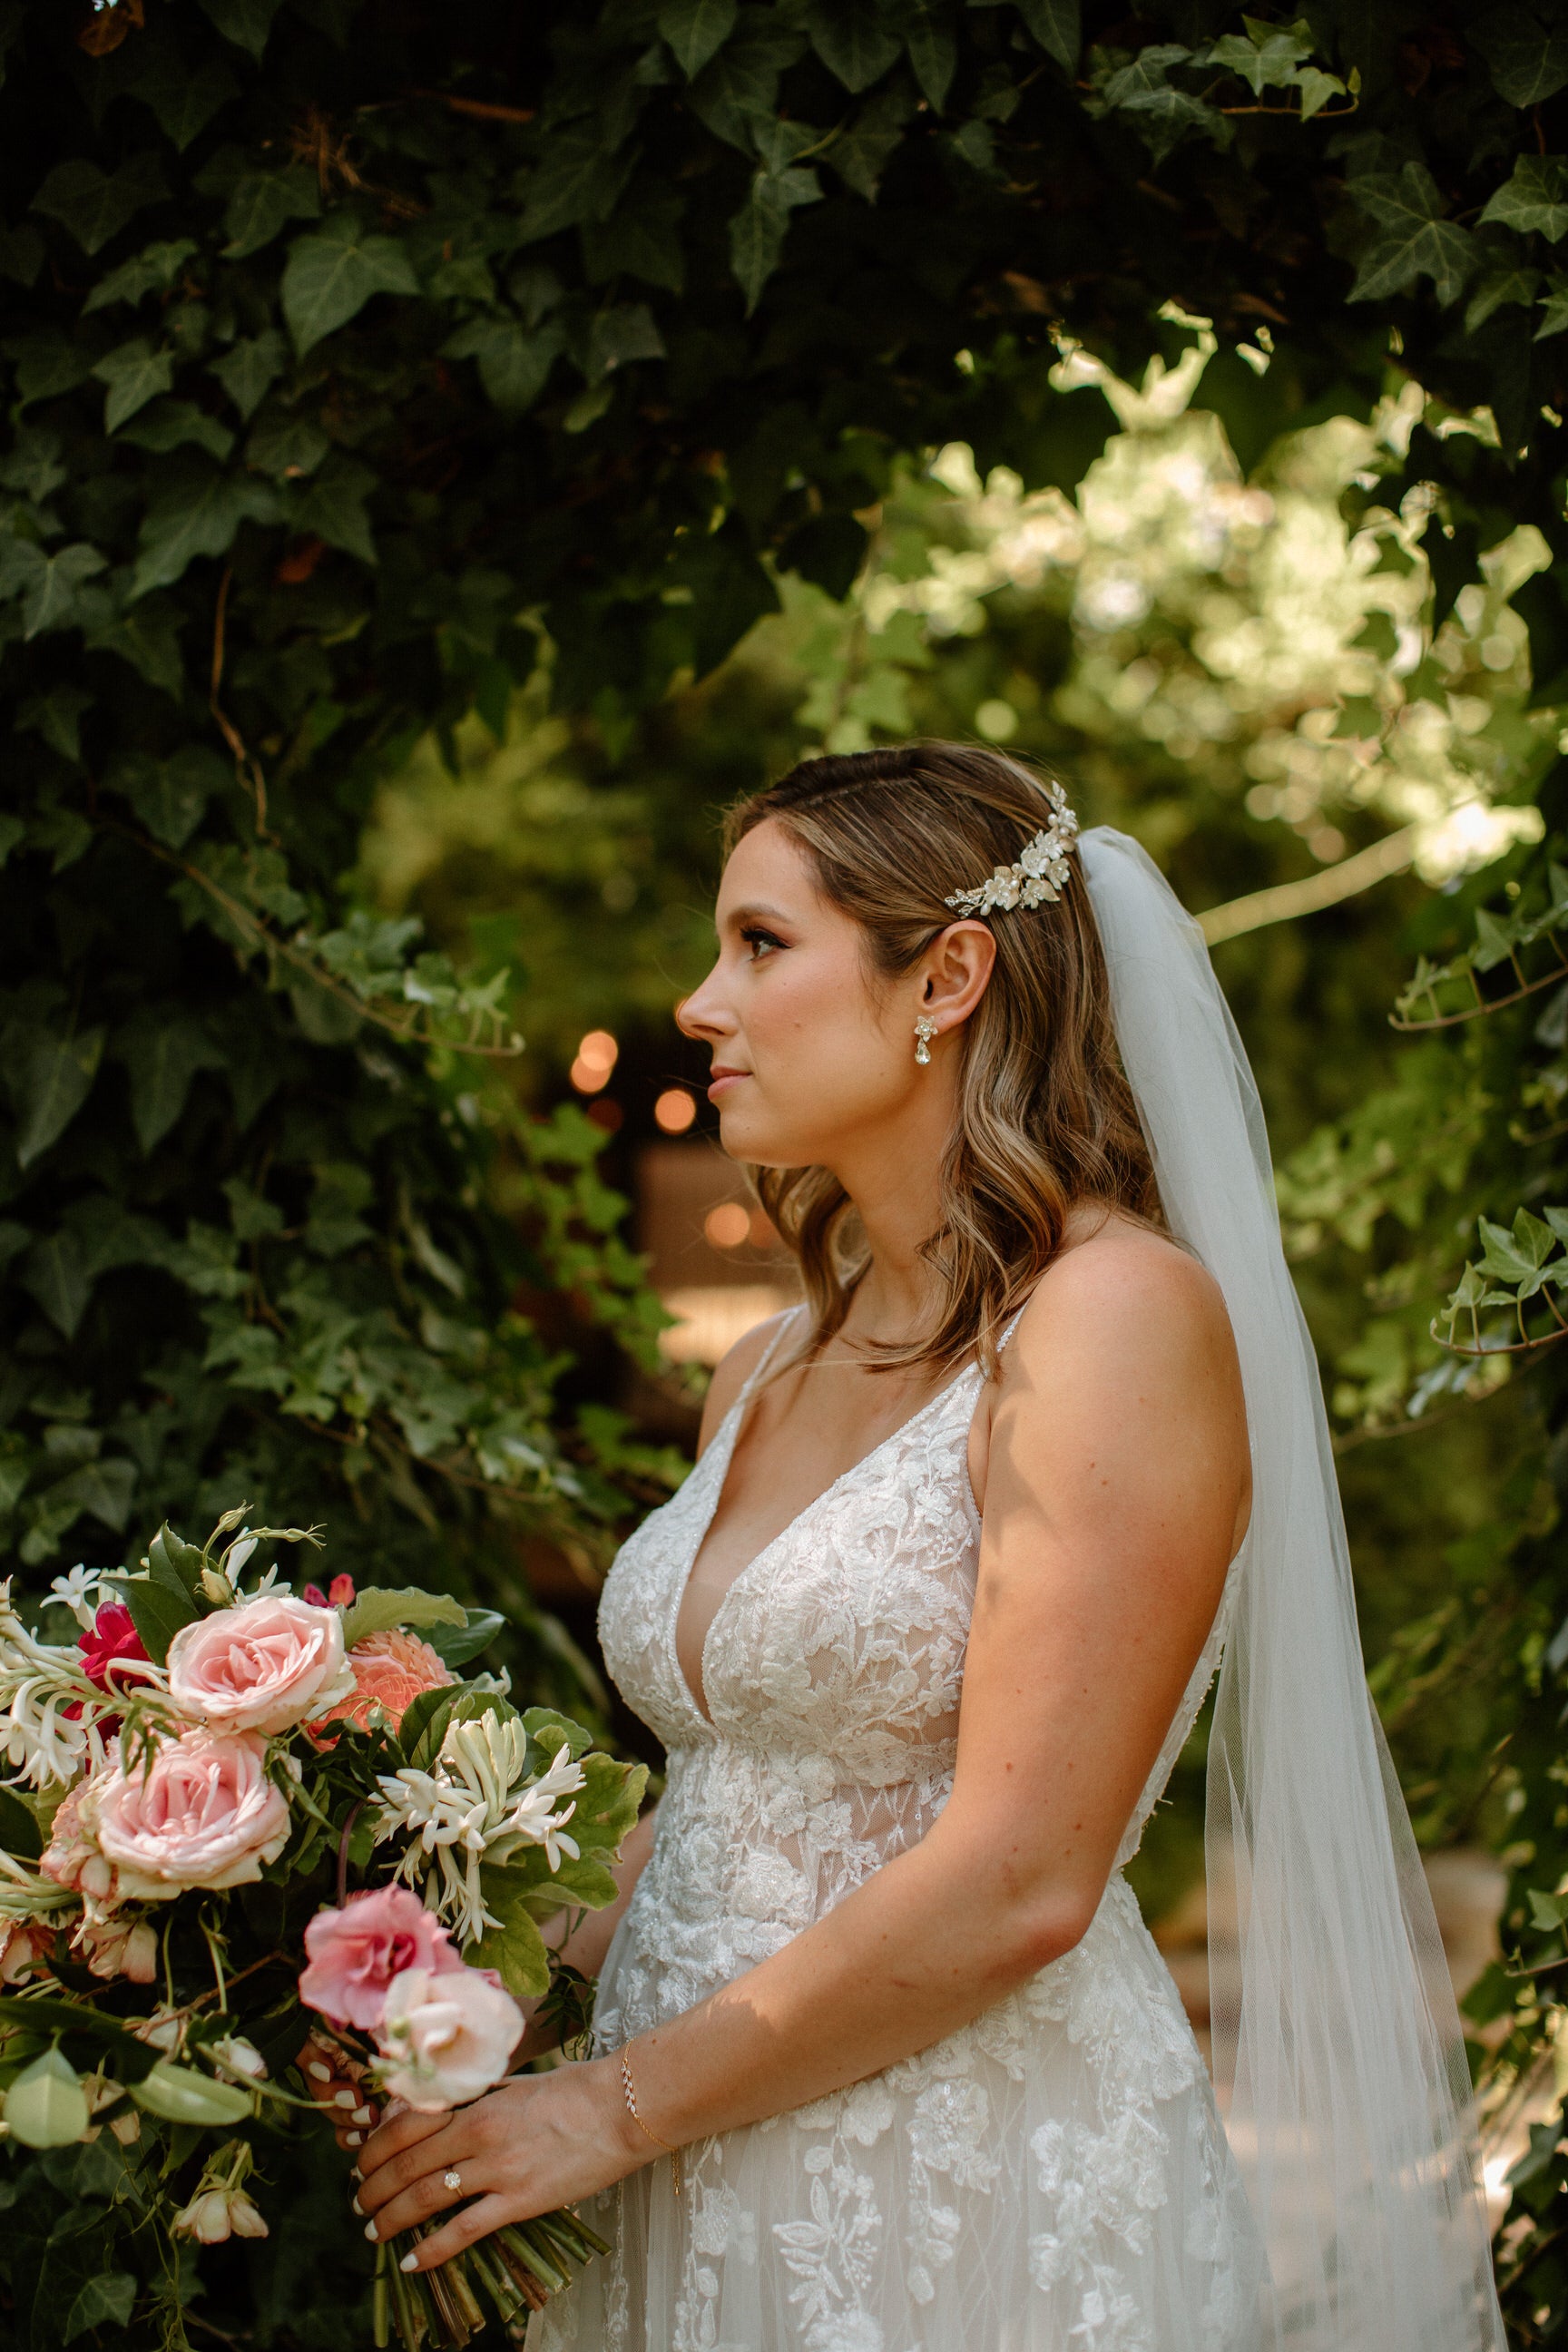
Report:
350,744,1504,2351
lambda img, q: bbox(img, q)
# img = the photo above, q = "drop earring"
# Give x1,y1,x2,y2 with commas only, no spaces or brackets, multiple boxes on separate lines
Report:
914,1015,937,1065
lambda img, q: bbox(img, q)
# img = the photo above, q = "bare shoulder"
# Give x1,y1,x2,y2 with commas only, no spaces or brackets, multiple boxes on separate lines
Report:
695,1308,799,1457
1004,1213,1237,1396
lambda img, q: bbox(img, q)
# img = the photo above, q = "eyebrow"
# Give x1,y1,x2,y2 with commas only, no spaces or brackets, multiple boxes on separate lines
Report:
721,900,796,929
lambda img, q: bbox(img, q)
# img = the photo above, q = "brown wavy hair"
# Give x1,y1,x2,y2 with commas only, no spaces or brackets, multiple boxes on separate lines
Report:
722,742,1161,1378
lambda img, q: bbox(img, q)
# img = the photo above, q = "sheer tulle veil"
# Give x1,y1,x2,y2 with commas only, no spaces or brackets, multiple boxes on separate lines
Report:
1077,828,1505,2352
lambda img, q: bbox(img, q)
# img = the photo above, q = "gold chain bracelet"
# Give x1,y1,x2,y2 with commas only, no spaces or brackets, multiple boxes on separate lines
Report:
619,2048,683,2200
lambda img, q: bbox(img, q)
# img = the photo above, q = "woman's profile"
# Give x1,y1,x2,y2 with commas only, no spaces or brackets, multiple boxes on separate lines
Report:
348,744,1504,2352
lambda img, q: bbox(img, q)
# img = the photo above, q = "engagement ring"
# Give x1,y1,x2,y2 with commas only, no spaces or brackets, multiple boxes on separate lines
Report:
443,2169,462,2192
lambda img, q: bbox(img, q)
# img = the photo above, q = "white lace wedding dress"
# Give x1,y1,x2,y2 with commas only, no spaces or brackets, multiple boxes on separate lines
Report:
530,1309,1260,2352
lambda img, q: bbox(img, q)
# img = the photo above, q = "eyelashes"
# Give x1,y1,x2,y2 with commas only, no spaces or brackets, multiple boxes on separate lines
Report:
740,926,785,959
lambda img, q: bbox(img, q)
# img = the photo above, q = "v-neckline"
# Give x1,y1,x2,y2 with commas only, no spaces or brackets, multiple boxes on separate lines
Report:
668,1331,981,1730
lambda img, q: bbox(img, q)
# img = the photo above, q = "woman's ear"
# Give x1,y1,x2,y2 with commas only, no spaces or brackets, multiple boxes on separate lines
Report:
917,920,996,1032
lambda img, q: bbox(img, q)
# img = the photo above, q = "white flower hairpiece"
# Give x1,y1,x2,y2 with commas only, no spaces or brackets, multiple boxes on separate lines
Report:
942,781,1079,916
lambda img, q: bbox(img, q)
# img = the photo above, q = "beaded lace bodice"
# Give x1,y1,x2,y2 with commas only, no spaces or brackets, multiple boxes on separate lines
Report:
593,1307,1230,2044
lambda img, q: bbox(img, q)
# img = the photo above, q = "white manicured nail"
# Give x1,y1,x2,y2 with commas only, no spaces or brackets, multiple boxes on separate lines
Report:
308,2062,332,2082
351,2103,374,2124
333,2089,356,2109
364,2220,378,2241
346,2132,363,2147
400,2254,418,2273
351,2193,364,2216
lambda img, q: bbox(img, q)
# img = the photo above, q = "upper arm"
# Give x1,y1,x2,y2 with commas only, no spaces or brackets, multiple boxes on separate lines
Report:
695,1308,796,1459
946,1231,1247,1930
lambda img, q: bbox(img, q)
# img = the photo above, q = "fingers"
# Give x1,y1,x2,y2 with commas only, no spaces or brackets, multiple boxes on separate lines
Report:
298,2037,379,2151
357,2112,467,2218
356,2100,445,2183
363,2149,490,2245
399,2190,516,2272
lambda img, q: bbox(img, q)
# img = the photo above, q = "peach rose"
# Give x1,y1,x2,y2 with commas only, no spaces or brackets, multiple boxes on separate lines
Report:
308,1629,453,1739
75,1913,160,1984
375,1963,523,2112
168,1594,353,1737
85,1727,291,1900
299,1885,465,2033
40,1778,114,1903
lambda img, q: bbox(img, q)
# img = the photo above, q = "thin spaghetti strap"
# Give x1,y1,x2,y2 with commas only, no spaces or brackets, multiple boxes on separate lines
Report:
734,1302,806,1406
995,1298,1032,1355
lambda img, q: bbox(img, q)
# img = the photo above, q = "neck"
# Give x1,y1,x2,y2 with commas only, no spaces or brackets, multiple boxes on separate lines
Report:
823,1066,959,1346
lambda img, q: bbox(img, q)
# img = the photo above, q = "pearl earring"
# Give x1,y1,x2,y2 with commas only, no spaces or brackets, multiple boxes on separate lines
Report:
914,1015,937,1065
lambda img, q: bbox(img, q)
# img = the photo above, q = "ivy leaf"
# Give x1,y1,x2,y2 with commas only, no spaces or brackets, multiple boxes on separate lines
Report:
516,127,638,244
112,744,228,847
83,596,187,697
730,165,822,312
20,1229,93,1336
657,0,737,78
64,2277,137,2345
1348,165,1478,309
83,239,200,314
905,5,957,110
585,303,667,382
0,540,109,640
441,317,565,415
1474,8,1568,108
1206,20,1313,96
246,410,330,480
130,456,280,598
690,11,808,149
36,1456,136,1538
1480,155,1568,241
1014,0,1080,74
1099,45,1227,163
805,0,903,93
4,330,95,409
94,337,176,433
281,213,420,355
1465,265,1541,332
289,456,378,564
113,1011,225,1153
30,154,169,256
118,399,236,462
196,0,285,63
128,41,239,150
830,83,916,201
12,1026,106,1168
0,223,44,285
581,186,687,293
222,165,321,260
209,328,288,419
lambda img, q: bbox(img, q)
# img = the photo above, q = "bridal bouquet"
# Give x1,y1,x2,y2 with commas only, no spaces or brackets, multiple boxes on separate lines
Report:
0,1507,646,2348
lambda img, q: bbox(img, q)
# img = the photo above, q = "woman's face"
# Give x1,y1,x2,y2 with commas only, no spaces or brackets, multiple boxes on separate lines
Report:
677,819,929,1172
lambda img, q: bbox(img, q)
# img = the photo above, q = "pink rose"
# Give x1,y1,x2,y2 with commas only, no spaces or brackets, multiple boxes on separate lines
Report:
168,1594,353,1736
299,1886,464,2033
0,1919,54,1985
40,1779,114,1902
75,1913,159,1984
375,1963,523,2112
308,1630,453,1740
86,1728,291,1900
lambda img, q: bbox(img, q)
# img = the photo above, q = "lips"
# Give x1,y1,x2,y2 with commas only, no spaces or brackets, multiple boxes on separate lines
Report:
707,1066,749,1100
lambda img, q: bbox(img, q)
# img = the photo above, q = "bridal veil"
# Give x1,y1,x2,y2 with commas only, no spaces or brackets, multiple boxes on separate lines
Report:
1078,828,1506,2352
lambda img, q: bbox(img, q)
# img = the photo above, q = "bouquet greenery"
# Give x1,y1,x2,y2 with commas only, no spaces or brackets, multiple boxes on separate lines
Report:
0,1507,645,2348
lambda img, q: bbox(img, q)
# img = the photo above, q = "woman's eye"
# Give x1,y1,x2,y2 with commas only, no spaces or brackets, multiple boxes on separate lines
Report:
740,926,784,960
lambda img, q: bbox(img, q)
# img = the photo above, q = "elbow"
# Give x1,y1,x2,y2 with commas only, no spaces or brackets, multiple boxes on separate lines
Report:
1001,1885,1102,1978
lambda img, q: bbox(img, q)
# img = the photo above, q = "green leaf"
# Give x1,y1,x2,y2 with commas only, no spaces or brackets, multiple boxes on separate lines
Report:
1348,165,1478,309
1538,275,1568,338
36,1456,137,1538
20,1229,93,1337
581,187,687,294
1206,21,1312,97
805,0,902,92
132,2060,253,2126
1465,265,1541,332
3,329,93,408
117,398,235,464
0,540,108,640
83,239,200,314
64,2275,137,2344
471,1877,552,1997
13,1026,105,1168
1014,0,1079,74
426,1608,505,1668
338,1584,468,1648
246,410,330,480
730,167,822,312
129,42,239,150
690,12,808,149
30,154,169,257
906,6,957,109
289,456,377,564
0,222,44,285
658,0,737,77
0,1784,43,1859
148,1522,207,1600
112,744,227,848
1294,65,1345,122
516,128,638,244
197,0,285,62
1475,9,1568,108
441,317,564,415
4,2051,89,2150
1480,156,1568,241
114,1012,224,1152
209,328,288,419
281,213,420,355
829,83,916,201
116,1576,199,1666
1529,1886,1566,1932
130,457,281,598
94,337,175,434
585,303,667,381
223,165,322,260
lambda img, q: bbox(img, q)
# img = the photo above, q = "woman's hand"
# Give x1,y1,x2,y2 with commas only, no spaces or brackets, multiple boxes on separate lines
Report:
353,2058,650,2271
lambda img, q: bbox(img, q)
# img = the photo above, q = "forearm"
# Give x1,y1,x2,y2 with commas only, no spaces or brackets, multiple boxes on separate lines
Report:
619,1805,1093,2149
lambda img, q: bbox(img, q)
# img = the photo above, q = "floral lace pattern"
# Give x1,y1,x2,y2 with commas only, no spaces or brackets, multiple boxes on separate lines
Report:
531,1311,1259,2352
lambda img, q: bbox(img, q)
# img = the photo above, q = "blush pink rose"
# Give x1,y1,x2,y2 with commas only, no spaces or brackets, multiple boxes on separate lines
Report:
299,1886,464,2032
167,1594,353,1736
40,1778,114,1902
375,1963,523,2111
85,1728,291,1900
307,1630,453,1740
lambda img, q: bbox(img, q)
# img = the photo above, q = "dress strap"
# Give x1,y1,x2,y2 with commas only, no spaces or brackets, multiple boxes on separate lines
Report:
995,1298,1033,1355
734,1302,806,1407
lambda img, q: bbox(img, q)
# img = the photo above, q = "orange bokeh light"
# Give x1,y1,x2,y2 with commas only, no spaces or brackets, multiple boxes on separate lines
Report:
654,1088,696,1134
704,1202,750,1250
571,1031,618,1093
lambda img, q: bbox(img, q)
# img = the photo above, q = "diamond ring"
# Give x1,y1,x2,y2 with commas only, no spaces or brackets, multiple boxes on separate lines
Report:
443,2169,462,2193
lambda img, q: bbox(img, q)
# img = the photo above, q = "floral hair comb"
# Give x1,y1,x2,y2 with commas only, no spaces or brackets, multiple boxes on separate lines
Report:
942,779,1079,916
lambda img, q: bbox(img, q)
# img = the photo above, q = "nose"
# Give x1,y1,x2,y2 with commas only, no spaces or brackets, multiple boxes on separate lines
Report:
676,957,730,1044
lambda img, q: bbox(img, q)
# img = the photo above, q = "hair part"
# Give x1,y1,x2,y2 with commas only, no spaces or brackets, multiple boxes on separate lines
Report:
722,741,1161,1380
